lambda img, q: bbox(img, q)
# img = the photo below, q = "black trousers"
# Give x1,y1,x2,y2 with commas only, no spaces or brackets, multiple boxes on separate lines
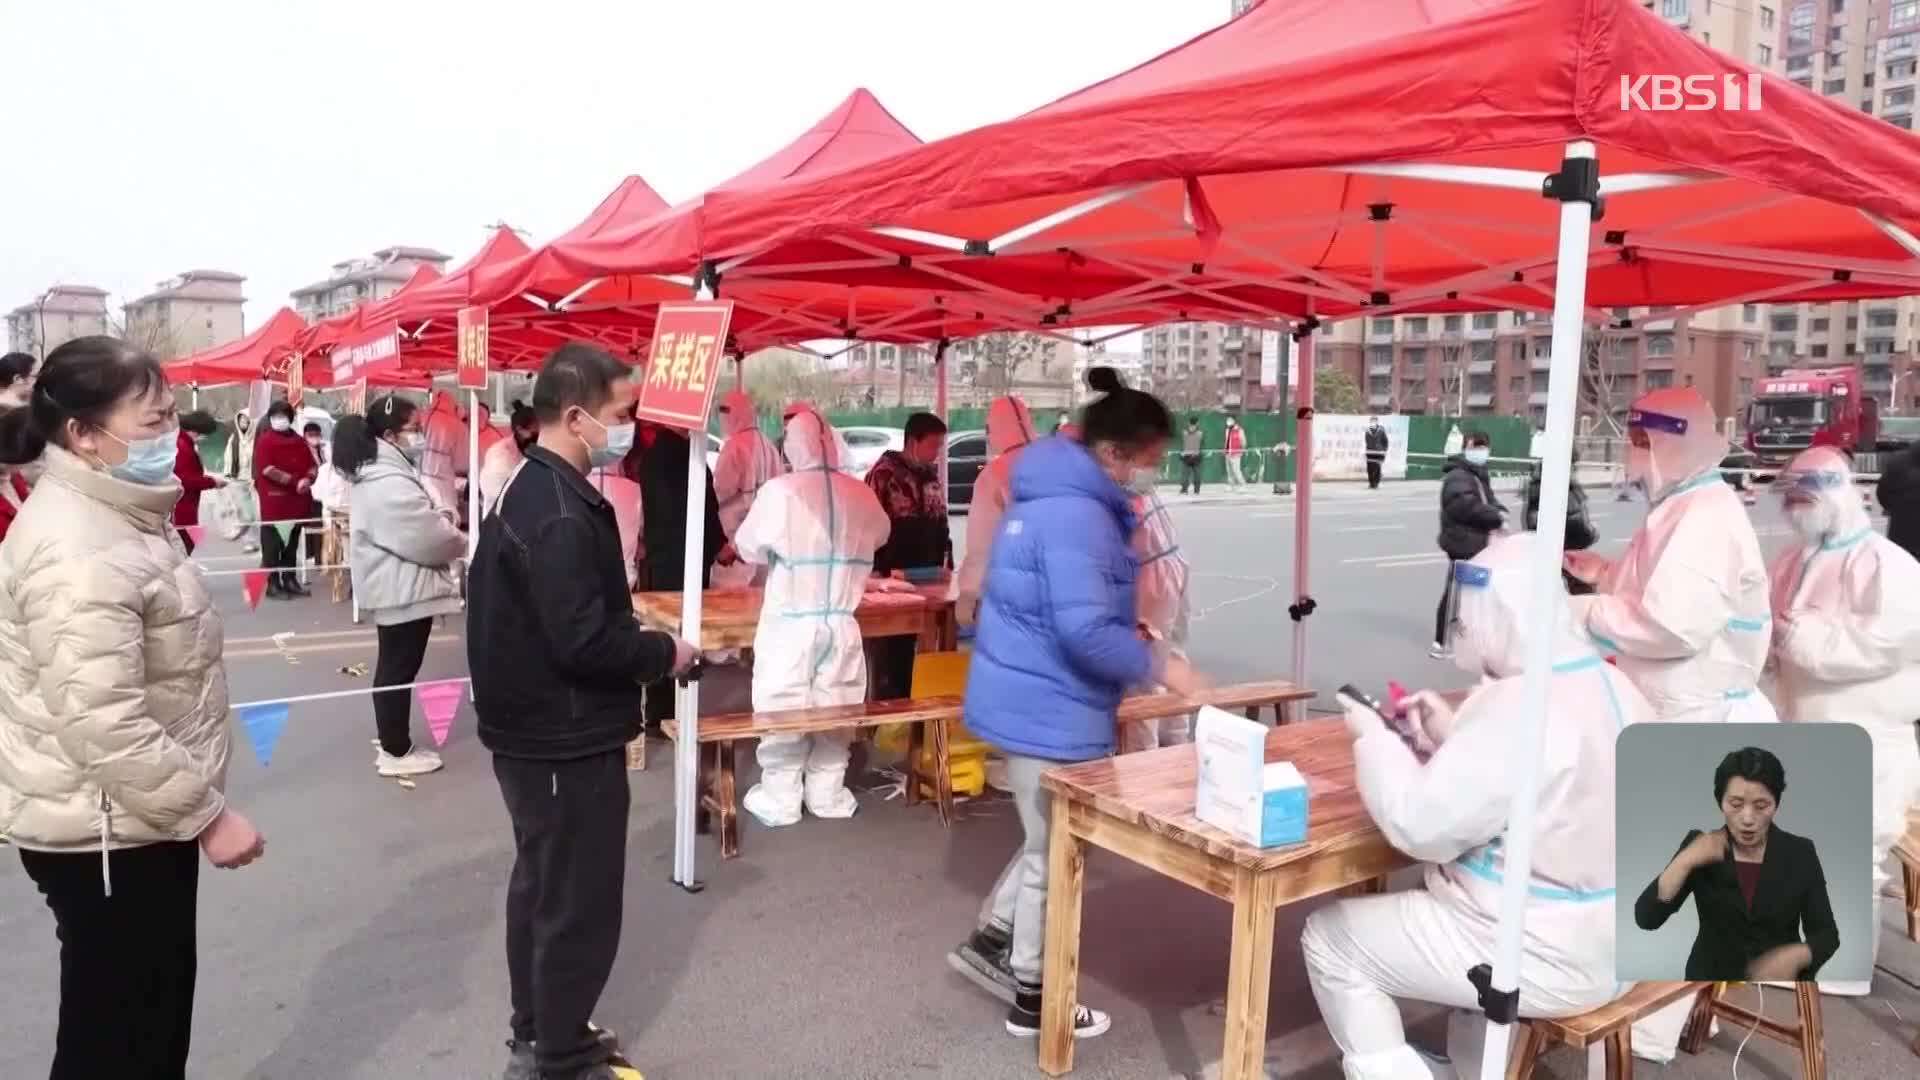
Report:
1365,457,1383,488
495,751,629,1079
373,617,435,756
19,841,200,1080
1434,558,1459,648
1179,454,1203,493
259,522,305,578
870,635,919,700
179,528,197,556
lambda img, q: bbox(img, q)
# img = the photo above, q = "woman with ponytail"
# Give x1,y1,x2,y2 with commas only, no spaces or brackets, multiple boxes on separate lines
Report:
946,365,1208,1040
334,395,464,779
0,336,264,1079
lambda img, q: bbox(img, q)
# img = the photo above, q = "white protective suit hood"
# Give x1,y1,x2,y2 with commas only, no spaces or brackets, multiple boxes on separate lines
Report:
1776,445,1868,545
958,396,1039,608
712,389,784,547
733,403,892,826
718,390,759,437
1450,532,1590,679
987,396,1037,459
1625,387,1723,501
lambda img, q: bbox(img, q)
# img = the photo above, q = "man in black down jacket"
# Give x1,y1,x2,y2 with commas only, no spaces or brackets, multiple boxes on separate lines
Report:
468,343,696,1080
1524,445,1599,596
1432,431,1507,657
1876,443,1920,563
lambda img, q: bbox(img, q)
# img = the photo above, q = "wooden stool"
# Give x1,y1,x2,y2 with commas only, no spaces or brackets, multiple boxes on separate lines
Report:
1681,981,1825,1079
1506,981,1707,1079
1896,807,1920,942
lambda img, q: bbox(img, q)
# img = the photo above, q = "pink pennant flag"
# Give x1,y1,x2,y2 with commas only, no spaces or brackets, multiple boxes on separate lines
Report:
415,680,466,747
242,569,270,610
182,525,205,548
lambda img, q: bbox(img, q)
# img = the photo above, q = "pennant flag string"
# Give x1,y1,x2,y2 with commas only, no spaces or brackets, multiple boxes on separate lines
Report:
237,702,291,766
241,570,270,611
416,680,466,748
176,515,327,535
203,563,352,578
229,678,472,712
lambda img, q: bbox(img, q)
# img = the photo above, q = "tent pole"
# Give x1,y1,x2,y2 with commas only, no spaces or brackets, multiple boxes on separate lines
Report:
935,339,950,494
467,386,482,563
1288,314,1317,701
1475,139,1599,1080
673,266,718,893
191,383,200,409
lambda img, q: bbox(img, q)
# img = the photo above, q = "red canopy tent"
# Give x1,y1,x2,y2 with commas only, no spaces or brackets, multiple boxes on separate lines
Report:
554,0,1920,1047
163,306,309,386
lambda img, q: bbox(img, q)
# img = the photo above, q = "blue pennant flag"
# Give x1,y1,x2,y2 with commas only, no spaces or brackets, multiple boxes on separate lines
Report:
238,703,292,766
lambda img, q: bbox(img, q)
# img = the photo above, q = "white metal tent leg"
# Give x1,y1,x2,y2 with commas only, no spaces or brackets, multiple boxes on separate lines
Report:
672,277,717,892
1475,139,1598,1080
467,388,482,563
935,340,950,494
1289,324,1316,705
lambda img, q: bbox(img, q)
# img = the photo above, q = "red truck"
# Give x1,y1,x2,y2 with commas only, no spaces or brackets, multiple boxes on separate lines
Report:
1744,367,1886,475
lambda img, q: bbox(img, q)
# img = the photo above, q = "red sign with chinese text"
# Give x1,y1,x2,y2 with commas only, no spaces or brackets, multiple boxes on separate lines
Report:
457,306,489,390
285,351,305,408
635,301,733,431
347,378,368,414
331,323,402,384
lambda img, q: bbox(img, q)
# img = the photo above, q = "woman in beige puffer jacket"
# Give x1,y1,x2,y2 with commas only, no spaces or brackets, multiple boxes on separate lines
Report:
0,337,265,1079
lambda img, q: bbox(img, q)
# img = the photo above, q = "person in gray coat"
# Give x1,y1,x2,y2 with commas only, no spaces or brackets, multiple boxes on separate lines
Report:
332,395,466,778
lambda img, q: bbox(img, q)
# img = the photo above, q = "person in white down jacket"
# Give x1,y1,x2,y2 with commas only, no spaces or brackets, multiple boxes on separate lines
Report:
0,337,265,1079
335,394,468,779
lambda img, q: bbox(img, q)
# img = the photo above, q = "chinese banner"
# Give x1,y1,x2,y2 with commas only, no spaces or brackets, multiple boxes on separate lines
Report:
457,306,489,390
285,351,305,408
331,323,402,384
347,378,368,414
636,301,734,430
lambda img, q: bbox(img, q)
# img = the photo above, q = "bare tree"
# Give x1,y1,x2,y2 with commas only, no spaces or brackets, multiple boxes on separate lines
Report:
1435,341,1466,417
972,332,1060,397
744,348,839,412
109,310,185,362
1578,326,1627,435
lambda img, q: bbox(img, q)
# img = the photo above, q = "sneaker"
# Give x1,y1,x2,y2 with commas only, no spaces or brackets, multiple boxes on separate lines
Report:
946,927,1019,1004
1428,643,1452,660
1005,982,1109,1040
500,1039,536,1080
376,747,444,777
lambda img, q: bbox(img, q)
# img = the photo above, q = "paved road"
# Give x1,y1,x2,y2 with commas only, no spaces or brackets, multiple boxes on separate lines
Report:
1,487,1914,1080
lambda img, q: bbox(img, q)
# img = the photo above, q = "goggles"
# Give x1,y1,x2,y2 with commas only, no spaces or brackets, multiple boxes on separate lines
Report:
1780,468,1850,494
1625,408,1688,448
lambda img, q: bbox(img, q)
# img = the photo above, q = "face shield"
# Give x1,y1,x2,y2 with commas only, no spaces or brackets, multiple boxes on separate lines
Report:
1624,388,1723,499
1776,446,1866,543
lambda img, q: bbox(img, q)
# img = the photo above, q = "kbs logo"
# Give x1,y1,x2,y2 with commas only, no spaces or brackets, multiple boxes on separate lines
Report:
1619,73,1764,111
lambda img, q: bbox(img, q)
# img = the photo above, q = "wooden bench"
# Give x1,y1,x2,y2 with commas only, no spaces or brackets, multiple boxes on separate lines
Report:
1897,806,1920,942
664,680,1315,860
1681,981,1826,1079
1506,981,1708,1079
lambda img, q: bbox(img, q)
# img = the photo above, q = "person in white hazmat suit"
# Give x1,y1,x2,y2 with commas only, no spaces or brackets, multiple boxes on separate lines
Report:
710,390,784,588
956,396,1038,625
1766,445,1920,996
734,404,891,827
1561,388,1773,1062
1563,388,1776,725
1302,532,1658,1080
1121,471,1193,751
417,390,469,512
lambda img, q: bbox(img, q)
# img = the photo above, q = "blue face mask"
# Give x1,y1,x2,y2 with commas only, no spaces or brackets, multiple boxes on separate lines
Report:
576,411,635,471
1463,447,1491,467
106,427,180,487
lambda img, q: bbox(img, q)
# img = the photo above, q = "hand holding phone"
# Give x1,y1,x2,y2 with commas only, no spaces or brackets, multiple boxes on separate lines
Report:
1336,683,1431,760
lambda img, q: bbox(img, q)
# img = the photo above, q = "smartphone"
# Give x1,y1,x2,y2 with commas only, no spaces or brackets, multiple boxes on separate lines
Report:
1336,683,1430,761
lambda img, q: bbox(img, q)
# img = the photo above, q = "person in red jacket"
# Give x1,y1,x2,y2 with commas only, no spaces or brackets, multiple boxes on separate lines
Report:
0,469,28,543
1223,416,1248,489
172,411,225,554
252,399,318,599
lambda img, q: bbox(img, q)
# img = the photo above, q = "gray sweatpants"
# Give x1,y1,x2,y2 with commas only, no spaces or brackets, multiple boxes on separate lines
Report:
977,752,1056,985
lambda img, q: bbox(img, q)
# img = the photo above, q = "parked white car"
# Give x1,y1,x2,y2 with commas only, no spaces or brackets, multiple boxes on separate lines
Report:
839,426,904,475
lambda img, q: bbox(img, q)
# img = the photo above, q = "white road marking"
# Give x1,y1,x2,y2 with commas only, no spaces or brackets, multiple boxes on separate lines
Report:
1337,524,1405,533
1342,552,1449,567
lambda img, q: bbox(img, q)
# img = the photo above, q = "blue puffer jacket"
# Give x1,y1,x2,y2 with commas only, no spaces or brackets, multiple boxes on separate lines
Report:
964,436,1156,762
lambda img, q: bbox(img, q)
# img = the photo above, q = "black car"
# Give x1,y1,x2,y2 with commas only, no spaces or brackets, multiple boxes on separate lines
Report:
947,430,987,512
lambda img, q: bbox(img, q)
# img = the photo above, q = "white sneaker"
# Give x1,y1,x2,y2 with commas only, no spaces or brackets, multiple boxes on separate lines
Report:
376,748,444,777
1428,643,1452,660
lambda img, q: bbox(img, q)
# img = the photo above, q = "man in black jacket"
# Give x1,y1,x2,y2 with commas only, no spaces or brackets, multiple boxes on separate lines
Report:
1432,431,1507,658
1363,416,1389,489
468,343,696,1080
1876,442,1920,563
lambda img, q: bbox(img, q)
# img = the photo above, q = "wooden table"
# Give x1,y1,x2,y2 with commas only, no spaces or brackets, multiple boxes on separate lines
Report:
632,585,956,652
1038,720,1412,1080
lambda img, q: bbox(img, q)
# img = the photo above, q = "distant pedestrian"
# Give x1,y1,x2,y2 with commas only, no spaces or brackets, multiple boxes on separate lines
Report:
252,399,317,599
1878,441,1920,564
1524,445,1598,596
1364,415,1389,489
1178,416,1204,494
172,410,225,554
1223,417,1247,488
1432,431,1507,658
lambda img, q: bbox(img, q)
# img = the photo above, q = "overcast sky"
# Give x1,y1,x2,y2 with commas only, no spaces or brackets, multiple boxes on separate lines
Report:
2,0,1225,329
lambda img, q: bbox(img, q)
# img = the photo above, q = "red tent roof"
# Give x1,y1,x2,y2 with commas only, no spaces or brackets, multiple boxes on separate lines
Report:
356,225,531,330
654,0,1920,326
165,306,309,386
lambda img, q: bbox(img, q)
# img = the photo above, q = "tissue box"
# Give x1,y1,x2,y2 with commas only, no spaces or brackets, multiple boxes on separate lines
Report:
1193,706,1311,848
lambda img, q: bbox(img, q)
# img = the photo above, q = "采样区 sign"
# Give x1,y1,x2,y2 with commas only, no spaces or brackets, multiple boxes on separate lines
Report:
331,323,402,384
285,351,305,408
457,306,489,391
636,301,734,431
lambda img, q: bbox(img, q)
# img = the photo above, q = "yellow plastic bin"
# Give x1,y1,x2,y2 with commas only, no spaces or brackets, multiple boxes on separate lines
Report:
873,650,989,798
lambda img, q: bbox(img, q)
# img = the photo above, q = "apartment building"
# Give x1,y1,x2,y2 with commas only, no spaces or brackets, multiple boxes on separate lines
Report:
6,284,112,356
290,245,452,321
121,270,247,360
